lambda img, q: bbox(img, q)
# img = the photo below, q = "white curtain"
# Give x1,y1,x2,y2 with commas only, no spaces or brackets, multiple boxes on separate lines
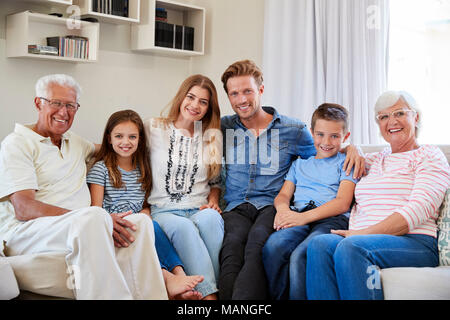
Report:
262,0,389,144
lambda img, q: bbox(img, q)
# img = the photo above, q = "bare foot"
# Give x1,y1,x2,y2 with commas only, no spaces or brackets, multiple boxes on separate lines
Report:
163,270,204,300
175,289,203,300
202,293,218,300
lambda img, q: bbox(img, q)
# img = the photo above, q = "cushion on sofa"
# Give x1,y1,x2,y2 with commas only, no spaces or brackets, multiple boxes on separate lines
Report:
438,188,450,266
5,252,74,299
381,266,450,300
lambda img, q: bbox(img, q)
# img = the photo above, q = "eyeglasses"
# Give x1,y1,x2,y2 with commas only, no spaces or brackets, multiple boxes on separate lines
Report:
375,109,416,122
39,97,80,112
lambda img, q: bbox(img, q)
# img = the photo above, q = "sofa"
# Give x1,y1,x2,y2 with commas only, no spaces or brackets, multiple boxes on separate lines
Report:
1,144,449,300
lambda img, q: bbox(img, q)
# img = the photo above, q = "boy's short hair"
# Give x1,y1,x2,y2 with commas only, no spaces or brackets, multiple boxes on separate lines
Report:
311,103,349,132
221,60,264,93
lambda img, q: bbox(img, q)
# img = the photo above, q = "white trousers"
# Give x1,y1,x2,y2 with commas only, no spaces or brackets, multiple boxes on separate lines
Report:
6,207,168,300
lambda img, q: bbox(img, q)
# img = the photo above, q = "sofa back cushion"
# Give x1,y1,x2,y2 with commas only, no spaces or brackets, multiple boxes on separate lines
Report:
438,188,450,266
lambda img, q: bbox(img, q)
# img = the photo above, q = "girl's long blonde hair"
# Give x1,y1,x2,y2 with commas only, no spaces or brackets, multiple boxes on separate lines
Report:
159,74,222,180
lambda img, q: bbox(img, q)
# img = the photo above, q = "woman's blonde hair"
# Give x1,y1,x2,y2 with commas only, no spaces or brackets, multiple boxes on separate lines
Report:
159,74,222,180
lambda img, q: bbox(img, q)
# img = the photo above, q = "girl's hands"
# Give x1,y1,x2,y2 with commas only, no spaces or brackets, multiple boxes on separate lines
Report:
110,210,136,248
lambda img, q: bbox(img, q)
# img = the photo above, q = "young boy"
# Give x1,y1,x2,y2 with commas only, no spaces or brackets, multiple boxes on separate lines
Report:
262,103,358,300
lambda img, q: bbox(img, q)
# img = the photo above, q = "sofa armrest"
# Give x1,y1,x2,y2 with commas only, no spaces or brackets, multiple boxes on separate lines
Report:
0,258,20,299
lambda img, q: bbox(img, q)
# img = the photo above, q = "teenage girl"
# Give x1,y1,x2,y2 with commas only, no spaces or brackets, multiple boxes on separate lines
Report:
87,109,203,300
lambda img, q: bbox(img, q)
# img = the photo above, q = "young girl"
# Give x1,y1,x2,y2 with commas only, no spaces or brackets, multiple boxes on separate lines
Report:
144,74,224,300
87,109,203,300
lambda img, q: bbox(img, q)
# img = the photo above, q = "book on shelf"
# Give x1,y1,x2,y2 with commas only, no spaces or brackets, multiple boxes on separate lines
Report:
46,36,89,60
28,44,58,56
174,25,183,49
93,0,128,17
155,21,173,48
155,21,195,51
183,26,194,51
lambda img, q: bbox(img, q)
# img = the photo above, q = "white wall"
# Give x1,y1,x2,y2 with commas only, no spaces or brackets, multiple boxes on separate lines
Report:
0,0,264,142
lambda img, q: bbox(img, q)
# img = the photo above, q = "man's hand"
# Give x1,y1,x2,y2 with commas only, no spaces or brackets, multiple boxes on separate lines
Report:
110,211,136,248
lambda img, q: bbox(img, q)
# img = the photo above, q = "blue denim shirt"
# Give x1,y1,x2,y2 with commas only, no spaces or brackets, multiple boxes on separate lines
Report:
221,107,316,212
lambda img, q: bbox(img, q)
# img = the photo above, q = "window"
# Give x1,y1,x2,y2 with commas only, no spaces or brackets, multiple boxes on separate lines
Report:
389,0,450,144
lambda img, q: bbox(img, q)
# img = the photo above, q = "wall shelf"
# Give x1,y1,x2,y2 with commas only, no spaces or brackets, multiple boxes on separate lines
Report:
18,0,73,6
6,11,99,63
131,0,205,57
73,0,140,24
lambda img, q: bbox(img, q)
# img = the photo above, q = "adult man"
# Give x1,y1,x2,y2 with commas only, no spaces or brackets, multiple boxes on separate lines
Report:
0,74,167,299
218,60,363,299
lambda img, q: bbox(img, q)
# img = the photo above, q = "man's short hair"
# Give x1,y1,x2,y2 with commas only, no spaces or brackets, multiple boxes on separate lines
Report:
311,103,349,132
35,74,82,102
221,60,264,93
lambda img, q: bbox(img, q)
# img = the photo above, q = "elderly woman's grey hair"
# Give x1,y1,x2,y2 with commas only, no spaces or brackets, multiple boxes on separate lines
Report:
374,90,421,136
35,74,82,102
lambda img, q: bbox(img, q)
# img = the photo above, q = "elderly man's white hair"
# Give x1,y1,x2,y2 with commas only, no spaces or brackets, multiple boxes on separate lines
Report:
35,74,82,102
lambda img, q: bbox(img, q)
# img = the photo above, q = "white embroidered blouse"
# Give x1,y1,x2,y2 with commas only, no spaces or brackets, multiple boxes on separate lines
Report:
144,118,221,210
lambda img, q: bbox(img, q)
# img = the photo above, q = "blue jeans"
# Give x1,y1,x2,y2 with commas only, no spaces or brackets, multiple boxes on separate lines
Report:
262,214,348,300
151,206,224,297
306,233,439,300
152,221,183,271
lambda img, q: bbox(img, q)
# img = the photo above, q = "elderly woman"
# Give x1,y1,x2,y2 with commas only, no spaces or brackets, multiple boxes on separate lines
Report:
305,91,450,300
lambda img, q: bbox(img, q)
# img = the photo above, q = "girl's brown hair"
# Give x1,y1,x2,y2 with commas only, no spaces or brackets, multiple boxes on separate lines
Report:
94,109,152,201
159,74,222,179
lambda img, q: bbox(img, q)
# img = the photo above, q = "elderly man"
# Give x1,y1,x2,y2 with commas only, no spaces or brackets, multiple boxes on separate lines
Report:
0,74,167,300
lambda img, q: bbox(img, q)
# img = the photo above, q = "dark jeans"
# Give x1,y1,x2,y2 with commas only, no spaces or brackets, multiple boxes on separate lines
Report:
262,212,349,300
153,221,183,271
218,203,276,300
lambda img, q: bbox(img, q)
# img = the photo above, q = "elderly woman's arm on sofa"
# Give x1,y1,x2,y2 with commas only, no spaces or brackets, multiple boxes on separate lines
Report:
9,190,70,221
332,213,409,237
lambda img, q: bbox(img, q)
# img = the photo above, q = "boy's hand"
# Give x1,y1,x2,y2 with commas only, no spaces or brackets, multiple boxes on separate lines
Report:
275,210,310,230
274,209,298,230
342,145,365,179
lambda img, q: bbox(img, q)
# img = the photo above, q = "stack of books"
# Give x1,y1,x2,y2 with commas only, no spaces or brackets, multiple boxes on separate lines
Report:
46,36,89,59
155,23,194,51
92,0,128,17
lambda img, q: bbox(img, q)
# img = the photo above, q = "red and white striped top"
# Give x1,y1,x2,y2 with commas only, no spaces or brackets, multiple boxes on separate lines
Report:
349,145,450,237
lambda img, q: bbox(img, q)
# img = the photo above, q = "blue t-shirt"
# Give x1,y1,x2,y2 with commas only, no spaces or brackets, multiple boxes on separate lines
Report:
86,161,146,214
285,152,359,216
